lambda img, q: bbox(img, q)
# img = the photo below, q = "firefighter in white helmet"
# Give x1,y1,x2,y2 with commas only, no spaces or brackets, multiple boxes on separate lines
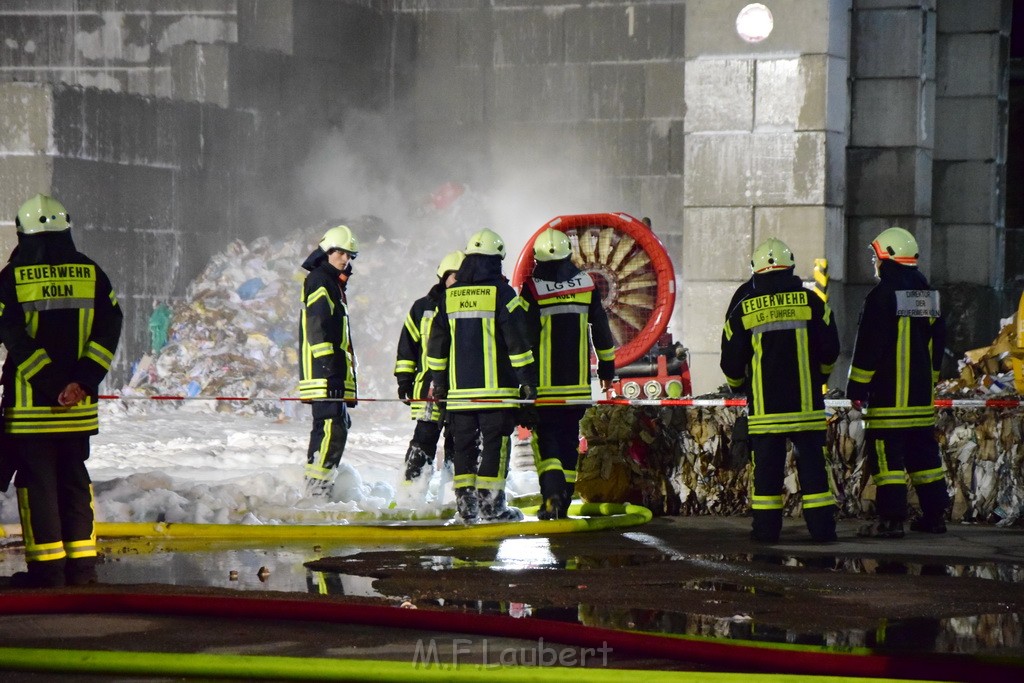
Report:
298,224,359,496
721,237,839,543
393,250,466,501
426,228,537,523
0,194,123,587
519,228,616,519
848,227,949,538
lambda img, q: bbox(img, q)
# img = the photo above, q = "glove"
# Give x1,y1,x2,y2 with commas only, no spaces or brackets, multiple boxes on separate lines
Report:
397,377,414,405
431,374,448,401
517,385,539,430
726,415,750,469
326,377,346,400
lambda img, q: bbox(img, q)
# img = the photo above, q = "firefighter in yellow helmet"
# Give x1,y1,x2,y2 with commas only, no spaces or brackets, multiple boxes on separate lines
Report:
520,228,616,519
393,250,466,502
848,227,949,538
426,228,537,522
720,237,839,543
298,224,359,496
0,194,123,587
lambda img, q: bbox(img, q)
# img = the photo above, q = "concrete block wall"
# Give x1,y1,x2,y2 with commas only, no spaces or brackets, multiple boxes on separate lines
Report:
0,1,237,97
932,0,1011,293
682,0,851,393
845,1,936,362
0,80,260,381
394,0,687,244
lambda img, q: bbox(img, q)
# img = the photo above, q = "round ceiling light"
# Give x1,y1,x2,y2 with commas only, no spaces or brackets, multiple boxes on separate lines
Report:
736,3,774,44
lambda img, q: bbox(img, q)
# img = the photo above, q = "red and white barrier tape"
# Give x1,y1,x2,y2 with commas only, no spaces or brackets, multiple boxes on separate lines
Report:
96,395,1022,409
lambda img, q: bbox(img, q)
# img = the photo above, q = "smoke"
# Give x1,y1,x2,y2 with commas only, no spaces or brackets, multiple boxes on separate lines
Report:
293,107,617,263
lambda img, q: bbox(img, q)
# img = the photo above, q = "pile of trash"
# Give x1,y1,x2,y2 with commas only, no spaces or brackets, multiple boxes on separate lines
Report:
937,316,1022,397
122,221,451,416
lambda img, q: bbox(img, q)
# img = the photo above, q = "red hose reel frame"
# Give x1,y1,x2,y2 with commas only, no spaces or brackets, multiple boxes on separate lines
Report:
511,212,677,369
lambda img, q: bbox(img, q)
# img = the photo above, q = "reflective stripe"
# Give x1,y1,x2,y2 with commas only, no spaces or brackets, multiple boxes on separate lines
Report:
450,310,495,319
802,491,836,509
84,340,114,370
910,467,946,486
896,316,910,407
453,473,477,489
873,471,906,486
539,304,589,317
848,366,874,384
21,297,95,311
796,327,812,413
595,346,615,362
749,319,808,334
752,494,784,510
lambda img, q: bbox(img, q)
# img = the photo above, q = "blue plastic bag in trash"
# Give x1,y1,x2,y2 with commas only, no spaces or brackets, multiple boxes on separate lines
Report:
237,277,266,300
186,381,201,398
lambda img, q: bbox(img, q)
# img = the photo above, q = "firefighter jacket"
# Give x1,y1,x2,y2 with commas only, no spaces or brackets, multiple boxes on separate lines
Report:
847,260,945,430
720,270,839,435
520,258,616,400
426,254,536,410
298,250,357,401
394,281,444,420
0,230,123,436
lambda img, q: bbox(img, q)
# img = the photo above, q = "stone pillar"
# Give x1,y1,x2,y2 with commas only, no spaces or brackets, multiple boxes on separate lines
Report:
0,82,55,257
682,0,851,393
932,0,1010,289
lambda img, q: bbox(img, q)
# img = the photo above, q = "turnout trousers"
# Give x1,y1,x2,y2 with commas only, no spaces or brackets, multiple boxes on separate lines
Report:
531,406,585,503
865,426,948,524
305,401,350,484
750,431,837,542
13,437,97,571
448,409,515,494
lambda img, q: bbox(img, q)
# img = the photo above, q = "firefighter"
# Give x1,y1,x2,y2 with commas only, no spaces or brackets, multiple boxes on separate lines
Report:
393,250,465,493
0,194,123,587
426,228,537,523
848,227,948,538
720,238,839,543
298,224,359,496
519,228,616,519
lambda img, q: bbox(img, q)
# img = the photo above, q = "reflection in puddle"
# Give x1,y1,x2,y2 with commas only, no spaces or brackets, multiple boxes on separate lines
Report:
78,539,1024,655
418,597,1024,655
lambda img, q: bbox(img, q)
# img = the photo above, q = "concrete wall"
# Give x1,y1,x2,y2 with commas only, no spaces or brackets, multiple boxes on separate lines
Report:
682,0,851,392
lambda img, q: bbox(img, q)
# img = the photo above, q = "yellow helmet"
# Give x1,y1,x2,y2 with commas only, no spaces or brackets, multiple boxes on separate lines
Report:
533,228,571,262
750,237,795,274
436,250,466,278
319,225,358,257
465,228,506,259
871,227,918,266
16,194,70,234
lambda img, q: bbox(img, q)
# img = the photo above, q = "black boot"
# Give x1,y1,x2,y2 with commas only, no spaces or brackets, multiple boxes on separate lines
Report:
537,470,567,521
455,486,479,523
65,557,99,586
10,560,66,588
537,492,566,520
478,489,524,522
403,443,432,481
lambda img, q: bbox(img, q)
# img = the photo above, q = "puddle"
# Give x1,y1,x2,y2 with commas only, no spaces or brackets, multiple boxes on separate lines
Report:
412,597,1024,655
5,537,1022,656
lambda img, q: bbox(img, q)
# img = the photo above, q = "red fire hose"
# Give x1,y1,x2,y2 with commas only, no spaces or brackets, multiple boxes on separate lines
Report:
0,592,1019,680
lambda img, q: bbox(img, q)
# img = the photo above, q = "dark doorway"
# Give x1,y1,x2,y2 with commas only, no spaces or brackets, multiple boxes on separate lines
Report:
1006,1,1024,288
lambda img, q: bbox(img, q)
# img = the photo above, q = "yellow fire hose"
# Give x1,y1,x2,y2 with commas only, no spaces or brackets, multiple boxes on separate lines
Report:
0,502,651,544
0,647,910,682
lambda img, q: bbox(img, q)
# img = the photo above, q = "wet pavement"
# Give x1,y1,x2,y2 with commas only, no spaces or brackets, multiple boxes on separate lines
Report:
2,516,1024,679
